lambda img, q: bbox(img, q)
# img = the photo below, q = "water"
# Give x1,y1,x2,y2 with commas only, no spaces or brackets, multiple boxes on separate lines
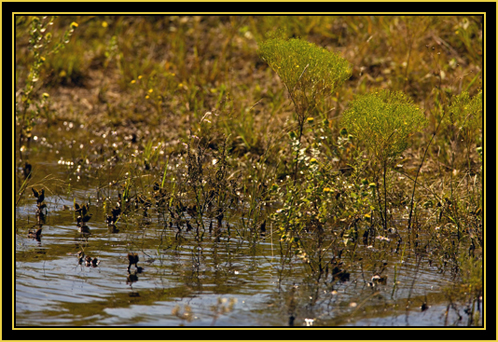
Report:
15,202,473,327
14,136,481,327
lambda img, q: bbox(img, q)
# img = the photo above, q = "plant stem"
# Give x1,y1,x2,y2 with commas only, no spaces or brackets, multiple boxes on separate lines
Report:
383,161,388,230
407,106,447,231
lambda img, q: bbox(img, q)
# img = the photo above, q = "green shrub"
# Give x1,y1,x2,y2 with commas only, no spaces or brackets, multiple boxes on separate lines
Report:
342,89,427,167
259,37,351,99
259,37,351,123
259,37,351,181
342,89,427,229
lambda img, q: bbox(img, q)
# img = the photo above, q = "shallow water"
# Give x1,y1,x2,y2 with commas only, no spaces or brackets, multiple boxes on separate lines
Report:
15,135,481,327
15,205,476,327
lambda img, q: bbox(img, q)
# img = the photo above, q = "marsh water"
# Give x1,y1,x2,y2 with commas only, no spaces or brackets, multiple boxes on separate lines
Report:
15,131,480,327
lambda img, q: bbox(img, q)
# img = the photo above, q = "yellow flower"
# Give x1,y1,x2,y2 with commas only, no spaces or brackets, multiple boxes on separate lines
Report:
148,88,153,93
102,21,108,28
130,80,136,84
70,22,78,29
323,187,331,193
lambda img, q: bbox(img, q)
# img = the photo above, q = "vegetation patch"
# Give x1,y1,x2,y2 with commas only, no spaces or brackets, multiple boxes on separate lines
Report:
15,15,483,327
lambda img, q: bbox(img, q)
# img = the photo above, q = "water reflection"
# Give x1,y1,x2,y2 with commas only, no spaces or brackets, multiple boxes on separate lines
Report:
15,176,480,326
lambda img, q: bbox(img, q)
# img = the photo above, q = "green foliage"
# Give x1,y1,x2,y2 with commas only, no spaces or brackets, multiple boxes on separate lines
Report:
270,141,333,277
259,37,351,181
259,37,351,116
268,118,378,279
342,89,427,166
342,89,427,230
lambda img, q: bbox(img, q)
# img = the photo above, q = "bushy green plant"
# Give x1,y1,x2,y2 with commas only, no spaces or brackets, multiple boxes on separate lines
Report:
342,89,427,166
270,145,333,280
259,37,351,101
342,89,427,229
268,118,377,281
259,37,351,180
